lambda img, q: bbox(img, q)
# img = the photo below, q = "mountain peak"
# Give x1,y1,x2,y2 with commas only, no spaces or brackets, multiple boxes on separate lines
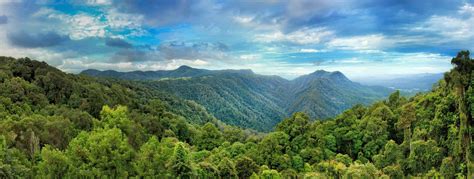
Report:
329,71,349,81
176,65,194,70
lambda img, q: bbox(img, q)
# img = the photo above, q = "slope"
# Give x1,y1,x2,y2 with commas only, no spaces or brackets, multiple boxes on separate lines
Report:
83,67,392,131
0,56,215,125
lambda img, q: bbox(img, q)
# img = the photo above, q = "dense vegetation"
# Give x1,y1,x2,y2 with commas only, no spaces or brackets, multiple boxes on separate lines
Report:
1,51,473,178
83,66,391,131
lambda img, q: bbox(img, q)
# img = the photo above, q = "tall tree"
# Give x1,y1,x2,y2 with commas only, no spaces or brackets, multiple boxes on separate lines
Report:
170,143,193,178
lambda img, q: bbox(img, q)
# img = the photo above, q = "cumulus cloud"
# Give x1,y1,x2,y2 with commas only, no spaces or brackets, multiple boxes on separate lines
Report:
0,0,467,79
416,3,474,41
255,27,334,44
7,31,70,48
327,34,392,51
300,49,323,53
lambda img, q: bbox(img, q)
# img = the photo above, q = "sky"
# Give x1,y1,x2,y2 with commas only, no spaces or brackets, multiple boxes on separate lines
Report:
0,0,473,80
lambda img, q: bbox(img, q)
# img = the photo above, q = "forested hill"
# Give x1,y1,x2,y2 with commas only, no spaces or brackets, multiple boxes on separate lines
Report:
81,65,255,80
0,56,216,125
1,51,473,178
83,67,392,131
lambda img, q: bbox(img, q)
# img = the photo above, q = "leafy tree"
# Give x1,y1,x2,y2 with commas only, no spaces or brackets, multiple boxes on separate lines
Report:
218,157,238,178
133,136,168,177
344,162,378,178
260,169,281,179
0,135,30,178
67,128,134,177
37,145,70,178
236,156,259,178
196,162,219,178
170,143,193,178
197,122,223,150
407,140,442,174
373,140,402,168
382,165,404,178
440,157,456,178
258,132,289,168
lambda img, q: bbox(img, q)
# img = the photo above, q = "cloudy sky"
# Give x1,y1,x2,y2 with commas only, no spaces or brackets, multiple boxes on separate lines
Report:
0,0,473,80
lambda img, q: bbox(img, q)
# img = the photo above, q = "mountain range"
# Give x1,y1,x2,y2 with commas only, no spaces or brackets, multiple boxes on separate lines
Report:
82,66,393,131
355,73,444,92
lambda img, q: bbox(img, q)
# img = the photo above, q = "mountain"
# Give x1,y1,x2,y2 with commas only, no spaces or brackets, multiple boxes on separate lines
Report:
355,73,444,92
82,67,393,131
287,70,389,119
1,52,472,178
0,57,216,125
81,66,254,80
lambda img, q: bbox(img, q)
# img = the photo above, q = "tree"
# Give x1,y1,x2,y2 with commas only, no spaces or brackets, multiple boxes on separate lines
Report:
407,140,442,174
197,122,223,150
218,157,238,178
98,105,145,148
276,112,310,140
373,140,402,169
0,135,30,178
37,145,70,178
236,156,259,178
260,169,281,179
440,157,456,178
344,162,378,178
258,132,289,168
133,136,168,177
382,165,404,178
196,162,219,178
170,143,193,178
66,128,134,177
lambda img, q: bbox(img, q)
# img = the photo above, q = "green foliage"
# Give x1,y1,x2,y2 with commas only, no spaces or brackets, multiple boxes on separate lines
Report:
170,143,194,178
133,136,169,177
236,156,259,178
37,145,70,178
66,128,134,177
0,52,473,177
87,66,391,131
260,169,281,179
0,135,30,178
197,122,223,150
218,157,238,178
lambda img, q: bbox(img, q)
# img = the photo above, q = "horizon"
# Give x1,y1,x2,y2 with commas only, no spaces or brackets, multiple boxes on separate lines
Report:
79,63,447,82
0,1,471,79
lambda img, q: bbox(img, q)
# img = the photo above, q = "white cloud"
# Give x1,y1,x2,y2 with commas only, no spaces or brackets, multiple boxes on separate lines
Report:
255,27,334,44
106,9,144,29
59,58,212,73
327,34,392,50
414,3,474,41
233,15,254,25
460,3,474,14
299,48,323,53
68,13,107,39
239,54,260,61
85,0,111,6
33,7,147,40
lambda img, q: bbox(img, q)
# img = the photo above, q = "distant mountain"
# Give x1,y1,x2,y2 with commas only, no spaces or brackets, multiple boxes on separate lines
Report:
82,66,393,131
356,73,444,92
81,66,254,80
288,71,390,119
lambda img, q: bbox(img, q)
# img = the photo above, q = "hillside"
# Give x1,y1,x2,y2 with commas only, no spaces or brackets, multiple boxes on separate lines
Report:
0,51,472,178
83,66,392,131
0,56,215,125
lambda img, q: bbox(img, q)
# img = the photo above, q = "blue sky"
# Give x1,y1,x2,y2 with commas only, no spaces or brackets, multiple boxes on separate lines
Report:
0,0,473,80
